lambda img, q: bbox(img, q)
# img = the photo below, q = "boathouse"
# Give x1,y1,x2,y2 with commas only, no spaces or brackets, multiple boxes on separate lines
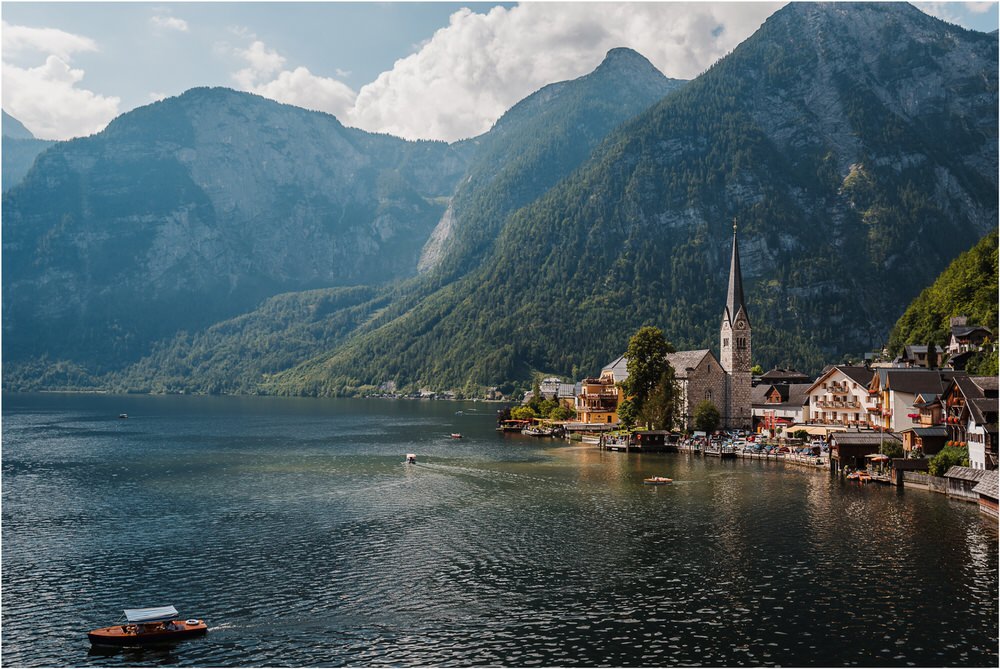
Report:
972,471,999,518
829,431,902,474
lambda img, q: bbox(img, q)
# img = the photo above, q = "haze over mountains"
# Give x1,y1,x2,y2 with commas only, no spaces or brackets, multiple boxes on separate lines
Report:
3,2,997,395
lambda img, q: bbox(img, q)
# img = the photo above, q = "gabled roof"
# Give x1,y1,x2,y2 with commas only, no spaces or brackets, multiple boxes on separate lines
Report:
876,369,959,395
972,377,1000,393
968,397,999,426
601,349,716,383
972,470,999,500
951,325,992,338
806,365,873,393
665,350,714,379
899,426,948,438
830,432,902,446
944,465,991,483
760,367,812,383
752,383,811,409
912,392,940,407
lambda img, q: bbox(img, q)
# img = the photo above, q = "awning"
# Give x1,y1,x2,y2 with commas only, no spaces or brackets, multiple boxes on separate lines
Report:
790,425,847,436
124,606,178,623
865,454,890,460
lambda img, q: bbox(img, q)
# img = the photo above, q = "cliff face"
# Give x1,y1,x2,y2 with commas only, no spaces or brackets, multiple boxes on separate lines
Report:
2,89,470,367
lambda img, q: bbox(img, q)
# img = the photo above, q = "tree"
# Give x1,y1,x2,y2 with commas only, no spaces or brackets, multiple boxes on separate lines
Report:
881,440,904,459
929,445,969,476
617,397,638,431
549,405,576,421
510,406,536,421
621,326,676,423
693,400,721,433
751,364,764,376
641,366,679,430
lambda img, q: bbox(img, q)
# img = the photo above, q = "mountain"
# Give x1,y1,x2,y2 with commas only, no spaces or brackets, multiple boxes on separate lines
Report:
887,230,998,355
255,2,997,395
2,88,470,372
4,50,682,391
3,111,35,139
2,110,56,192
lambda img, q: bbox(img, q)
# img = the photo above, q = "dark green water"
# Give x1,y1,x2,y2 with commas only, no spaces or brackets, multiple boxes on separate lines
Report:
2,393,997,667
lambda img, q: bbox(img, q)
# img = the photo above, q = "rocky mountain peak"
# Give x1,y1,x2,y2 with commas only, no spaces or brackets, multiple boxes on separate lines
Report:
2,111,35,140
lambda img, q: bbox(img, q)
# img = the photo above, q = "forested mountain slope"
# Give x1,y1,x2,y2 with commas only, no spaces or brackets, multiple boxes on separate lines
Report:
888,231,998,357
263,1,997,394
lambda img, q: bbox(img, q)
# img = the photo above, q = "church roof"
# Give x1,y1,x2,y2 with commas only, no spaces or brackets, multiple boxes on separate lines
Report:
724,225,750,327
602,349,715,382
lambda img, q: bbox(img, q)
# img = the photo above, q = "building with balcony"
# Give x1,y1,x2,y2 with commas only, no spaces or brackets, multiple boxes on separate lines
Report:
575,374,620,424
868,368,961,432
752,382,810,434
942,376,999,470
804,366,876,428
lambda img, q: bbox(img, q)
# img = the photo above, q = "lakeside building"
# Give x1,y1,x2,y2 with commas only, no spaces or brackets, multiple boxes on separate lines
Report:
803,366,877,429
602,350,728,431
752,382,811,434
941,376,999,470
577,225,753,431
868,368,961,432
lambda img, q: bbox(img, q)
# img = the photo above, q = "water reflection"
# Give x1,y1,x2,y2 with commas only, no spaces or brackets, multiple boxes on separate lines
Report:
2,394,997,667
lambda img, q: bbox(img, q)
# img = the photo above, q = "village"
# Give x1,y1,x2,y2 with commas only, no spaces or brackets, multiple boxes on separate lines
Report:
504,227,999,521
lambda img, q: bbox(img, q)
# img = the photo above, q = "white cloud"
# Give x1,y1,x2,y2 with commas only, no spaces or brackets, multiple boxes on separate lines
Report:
1,21,97,62
230,39,356,119
249,66,357,119
150,15,190,33
345,2,781,142
2,56,120,140
1,22,118,140
232,39,287,88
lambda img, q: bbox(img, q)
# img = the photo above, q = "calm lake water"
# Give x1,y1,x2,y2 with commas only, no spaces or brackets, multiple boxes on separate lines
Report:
2,393,997,667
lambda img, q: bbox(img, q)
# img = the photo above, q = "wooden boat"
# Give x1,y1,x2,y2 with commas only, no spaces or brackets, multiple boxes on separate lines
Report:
643,476,673,485
450,433,463,439
522,426,558,437
88,606,207,645
405,453,417,464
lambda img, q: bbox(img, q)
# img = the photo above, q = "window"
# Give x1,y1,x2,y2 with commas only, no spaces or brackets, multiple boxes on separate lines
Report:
737,337,746,350
724,338,729,348
705,389,713,401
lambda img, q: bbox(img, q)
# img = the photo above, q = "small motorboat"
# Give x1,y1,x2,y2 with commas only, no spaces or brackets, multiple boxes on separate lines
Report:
88,606,207,646
405,453,417,464
450,433,463,439
643,476,673,485
118,414,128,419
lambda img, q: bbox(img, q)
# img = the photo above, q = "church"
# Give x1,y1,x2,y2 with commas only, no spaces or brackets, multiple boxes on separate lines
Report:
597,224,752,431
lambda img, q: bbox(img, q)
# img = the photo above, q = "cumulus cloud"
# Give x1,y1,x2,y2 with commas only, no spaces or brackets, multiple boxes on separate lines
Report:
1,22,118,140
231,39,357,119
2,56,120,139
150,15,189,32
345,2,781,142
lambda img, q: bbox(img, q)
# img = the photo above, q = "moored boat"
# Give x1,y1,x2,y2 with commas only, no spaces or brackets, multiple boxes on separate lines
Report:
88,606,207,645
643,476,673,485
450,433,463,439
405,453,417,464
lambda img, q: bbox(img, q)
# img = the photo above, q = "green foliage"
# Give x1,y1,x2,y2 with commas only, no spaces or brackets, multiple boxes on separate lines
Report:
694,400,721,433
888,232,999,354
751,364,764,376
549,405,576,421
881,440,904,459
966,348,999,376
792,430,810,440
510,406,537,421
621,327,676,417
617,398,638,431
929,445,969,477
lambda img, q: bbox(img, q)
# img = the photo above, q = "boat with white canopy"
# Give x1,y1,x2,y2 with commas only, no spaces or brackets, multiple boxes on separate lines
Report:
88,606,207,645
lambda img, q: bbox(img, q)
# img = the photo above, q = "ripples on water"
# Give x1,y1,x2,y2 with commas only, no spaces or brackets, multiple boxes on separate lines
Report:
2,394,997,667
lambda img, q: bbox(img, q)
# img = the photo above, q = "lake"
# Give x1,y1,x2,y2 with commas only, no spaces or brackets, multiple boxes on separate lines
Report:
2,393,997,667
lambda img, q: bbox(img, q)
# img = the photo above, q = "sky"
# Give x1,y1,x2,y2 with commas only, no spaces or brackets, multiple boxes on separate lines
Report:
2,1,998,142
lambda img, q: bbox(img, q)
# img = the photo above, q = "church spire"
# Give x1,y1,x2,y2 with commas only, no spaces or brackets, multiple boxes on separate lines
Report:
725,219,748,326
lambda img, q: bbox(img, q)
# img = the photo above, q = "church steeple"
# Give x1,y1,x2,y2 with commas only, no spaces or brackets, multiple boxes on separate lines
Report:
724,219,749,327
719,218,752,430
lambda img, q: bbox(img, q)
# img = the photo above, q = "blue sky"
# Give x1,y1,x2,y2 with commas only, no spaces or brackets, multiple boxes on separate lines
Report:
2,2,997,141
